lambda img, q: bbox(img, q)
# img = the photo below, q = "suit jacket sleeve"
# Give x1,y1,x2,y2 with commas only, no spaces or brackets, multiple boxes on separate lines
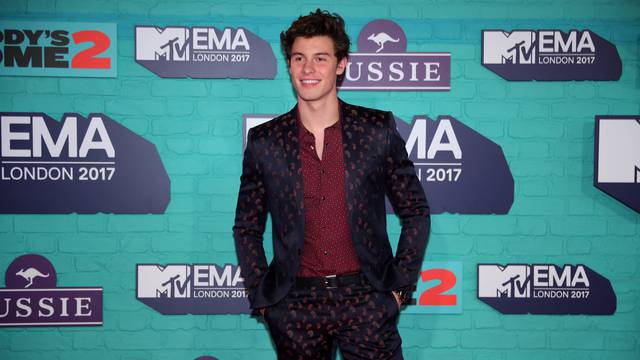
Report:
233,128,269,310
384,112,430,295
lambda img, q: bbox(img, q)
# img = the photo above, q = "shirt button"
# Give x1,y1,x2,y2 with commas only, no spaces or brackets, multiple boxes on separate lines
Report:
321,196,326,201
323,250,328,255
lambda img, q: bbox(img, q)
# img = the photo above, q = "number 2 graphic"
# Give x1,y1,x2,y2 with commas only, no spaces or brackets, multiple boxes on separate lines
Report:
72,30,111,69
419,268,457,306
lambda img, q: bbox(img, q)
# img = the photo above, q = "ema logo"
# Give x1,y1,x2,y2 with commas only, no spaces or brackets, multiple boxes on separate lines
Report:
242,114,513,214
0,21,116,77
482,29,621,81
594,116,640,213
395,115,513,214
0,254,103,327
0,113,170,213
136,263,250,315
404,261,462,314
339,19,450,91
477,264,616,315
135,25,276,79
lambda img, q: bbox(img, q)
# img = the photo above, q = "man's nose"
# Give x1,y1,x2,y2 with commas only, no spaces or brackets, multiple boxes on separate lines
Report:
302,61,314,74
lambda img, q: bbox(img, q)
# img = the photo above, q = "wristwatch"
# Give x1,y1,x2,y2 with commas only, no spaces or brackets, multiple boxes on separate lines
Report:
394,285,416,305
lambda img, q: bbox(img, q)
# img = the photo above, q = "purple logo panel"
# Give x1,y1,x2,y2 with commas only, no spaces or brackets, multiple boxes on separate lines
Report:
482,29,621,81
342,54,450,91
339,19,451,91
478,264,616,315
0,113,170,214
136,263,250,315
594,116,640,213
394,115,514,214
135,26,277,79
1,254,103,327
0,289,103,326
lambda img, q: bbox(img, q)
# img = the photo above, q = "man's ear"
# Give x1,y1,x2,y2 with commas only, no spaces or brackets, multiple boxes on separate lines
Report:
336,56,348,75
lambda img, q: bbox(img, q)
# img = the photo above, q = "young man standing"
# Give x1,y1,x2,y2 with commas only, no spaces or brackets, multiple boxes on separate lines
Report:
234,9,429,360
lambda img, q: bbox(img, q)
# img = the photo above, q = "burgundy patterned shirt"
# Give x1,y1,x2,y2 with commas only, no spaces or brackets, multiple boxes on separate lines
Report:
297,112,361,277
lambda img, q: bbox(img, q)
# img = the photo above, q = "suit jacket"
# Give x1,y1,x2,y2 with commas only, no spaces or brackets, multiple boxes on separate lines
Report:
233,99,430,311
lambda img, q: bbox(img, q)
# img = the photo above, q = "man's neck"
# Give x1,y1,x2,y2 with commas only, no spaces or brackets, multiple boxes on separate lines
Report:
297,96,340,133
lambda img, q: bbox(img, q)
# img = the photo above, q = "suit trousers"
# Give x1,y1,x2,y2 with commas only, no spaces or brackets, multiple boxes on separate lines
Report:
262,280,404,360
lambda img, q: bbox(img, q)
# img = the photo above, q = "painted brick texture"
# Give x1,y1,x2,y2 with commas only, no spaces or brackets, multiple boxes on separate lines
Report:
0,0,639,359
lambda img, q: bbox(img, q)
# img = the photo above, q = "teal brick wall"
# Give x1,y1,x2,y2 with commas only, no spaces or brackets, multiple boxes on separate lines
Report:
1,0,639,359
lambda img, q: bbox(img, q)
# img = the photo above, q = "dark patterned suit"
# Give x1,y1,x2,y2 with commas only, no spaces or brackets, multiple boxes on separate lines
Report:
233,99,430,358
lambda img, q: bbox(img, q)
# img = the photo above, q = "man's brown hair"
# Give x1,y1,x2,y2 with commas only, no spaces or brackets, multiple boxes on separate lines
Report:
280,9,350,62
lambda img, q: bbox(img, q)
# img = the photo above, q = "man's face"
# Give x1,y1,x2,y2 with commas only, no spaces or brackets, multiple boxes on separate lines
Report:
288,35,347,103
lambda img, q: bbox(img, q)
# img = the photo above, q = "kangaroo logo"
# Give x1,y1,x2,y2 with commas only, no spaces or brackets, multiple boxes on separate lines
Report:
15,267,50,288
367,32,400,53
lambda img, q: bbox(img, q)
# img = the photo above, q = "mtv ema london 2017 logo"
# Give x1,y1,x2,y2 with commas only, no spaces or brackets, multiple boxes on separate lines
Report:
482,29,621,81
0,112,170,213
478,264,616,315
243,114,513,214
137,263,250,315
135,25,276,79
0,21,117,77
0,254,103,327
594,116,640,213
339,19,450,91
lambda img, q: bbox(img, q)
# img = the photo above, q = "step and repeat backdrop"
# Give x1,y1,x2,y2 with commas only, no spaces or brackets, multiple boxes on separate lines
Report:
1,0,639,359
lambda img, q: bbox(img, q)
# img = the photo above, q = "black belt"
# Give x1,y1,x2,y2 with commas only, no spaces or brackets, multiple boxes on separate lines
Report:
295,272,368,289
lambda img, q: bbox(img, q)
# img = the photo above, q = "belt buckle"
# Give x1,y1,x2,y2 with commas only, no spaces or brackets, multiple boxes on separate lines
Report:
324,274,338,289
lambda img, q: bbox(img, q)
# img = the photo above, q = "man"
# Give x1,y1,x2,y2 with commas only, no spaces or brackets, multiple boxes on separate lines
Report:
233,9,429,360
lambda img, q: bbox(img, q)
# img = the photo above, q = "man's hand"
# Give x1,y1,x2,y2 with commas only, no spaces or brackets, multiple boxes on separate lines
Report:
391,291,402,309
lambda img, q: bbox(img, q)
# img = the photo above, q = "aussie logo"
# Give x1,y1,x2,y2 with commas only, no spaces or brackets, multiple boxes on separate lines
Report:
594,116,640,213
136,263,250,315
0,21,116,77
0,112,170,213
135,25,276,79
339,19,450,91
242,114,513,214
482,29,621,81
0,254,103,327
404,261,462,314
478,264,616,315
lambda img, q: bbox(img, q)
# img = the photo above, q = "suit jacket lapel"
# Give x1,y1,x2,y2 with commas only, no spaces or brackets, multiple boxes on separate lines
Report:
281,106,305,248
339,100,358,227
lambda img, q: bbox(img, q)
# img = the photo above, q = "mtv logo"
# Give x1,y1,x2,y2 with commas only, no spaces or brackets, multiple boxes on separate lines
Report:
594,116,640,213
483,30,536,65
136,26,189,61
478,264,530,298
597,118,640,183
137,264,191,299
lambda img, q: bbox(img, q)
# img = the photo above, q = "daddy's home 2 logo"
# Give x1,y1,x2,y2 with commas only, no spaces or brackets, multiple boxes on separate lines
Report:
0,21,116,77
339,19,450,91
0,113,169,213
478,264,616,315
242,114,513,214
136,263,250,315
594,116,640,213
135,25,276,79
0,254,102,327
482,29,621,81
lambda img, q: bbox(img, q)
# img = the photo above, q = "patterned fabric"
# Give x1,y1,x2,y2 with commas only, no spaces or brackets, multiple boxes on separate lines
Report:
263,281,403,360
233,99,430,313
297,114,361,277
